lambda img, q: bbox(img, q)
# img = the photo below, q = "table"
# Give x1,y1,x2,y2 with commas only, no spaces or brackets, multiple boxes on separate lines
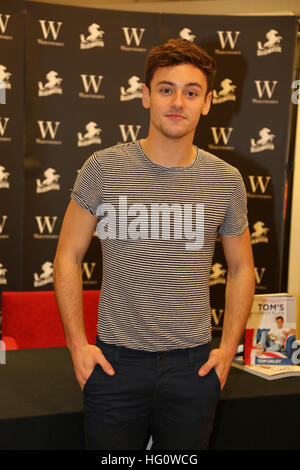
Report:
1,346,300,450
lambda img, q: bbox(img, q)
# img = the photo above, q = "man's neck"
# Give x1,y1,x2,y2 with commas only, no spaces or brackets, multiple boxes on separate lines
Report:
140,133,196,169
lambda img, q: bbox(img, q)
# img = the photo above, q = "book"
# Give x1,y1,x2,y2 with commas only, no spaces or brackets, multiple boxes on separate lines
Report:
244,293,298,366
232,355,300,380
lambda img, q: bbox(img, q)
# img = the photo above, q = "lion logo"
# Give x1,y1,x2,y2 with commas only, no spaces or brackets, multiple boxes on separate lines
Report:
256,128,275,146
77,122,102,146
213,78,236,103
36,168,60,192
0,165,9,182
0,65,11,83
120,76,143,101
209,263,227,285
179,28,196,42
257,29,282,55
251,221,269,244
38,71,63,96
250,128,275,153
80,23,105,48
34,262,53,287
0,263,7,278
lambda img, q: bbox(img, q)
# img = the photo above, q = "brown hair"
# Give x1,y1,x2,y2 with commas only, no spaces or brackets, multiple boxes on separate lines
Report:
145,38,216,94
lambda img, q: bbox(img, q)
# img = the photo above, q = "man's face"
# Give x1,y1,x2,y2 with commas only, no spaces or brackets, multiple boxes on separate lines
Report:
276,318,284,328
142,63,212,140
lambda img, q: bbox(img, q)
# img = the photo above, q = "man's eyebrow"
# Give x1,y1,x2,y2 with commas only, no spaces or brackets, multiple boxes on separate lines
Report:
156,80,203,89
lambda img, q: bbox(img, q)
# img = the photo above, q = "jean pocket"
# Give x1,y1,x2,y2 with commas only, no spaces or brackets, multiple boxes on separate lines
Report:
212,367,221,393
83,364,98,393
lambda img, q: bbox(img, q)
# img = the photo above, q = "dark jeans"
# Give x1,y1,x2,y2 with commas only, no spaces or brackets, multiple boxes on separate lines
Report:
83,337,221,450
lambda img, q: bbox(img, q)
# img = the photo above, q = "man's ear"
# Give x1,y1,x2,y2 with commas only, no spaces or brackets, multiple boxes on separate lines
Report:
201,91,212,116
142,84,150,109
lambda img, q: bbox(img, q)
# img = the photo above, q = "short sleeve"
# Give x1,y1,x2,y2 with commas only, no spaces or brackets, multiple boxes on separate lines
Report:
70,153,103,216
218,170,249,237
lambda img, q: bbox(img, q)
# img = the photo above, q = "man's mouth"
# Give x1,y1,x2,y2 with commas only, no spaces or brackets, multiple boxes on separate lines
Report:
165,113,186,120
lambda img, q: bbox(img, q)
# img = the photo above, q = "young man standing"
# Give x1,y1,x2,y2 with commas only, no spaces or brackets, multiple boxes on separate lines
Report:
54,39,255,450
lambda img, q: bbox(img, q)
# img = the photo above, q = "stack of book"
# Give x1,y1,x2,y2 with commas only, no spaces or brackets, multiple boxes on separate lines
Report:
232,293,300,380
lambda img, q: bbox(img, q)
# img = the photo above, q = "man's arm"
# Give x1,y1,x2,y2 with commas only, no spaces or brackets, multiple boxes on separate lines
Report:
53,200,115,390
198,227,255,389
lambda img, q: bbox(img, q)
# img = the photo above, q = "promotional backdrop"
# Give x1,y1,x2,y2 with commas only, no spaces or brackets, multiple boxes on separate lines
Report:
0,0,298,332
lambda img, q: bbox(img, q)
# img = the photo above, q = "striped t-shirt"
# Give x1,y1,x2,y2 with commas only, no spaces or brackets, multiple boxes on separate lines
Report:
71,140,248,352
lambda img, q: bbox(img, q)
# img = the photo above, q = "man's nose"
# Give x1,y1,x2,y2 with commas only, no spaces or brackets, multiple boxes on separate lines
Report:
171,90,184,109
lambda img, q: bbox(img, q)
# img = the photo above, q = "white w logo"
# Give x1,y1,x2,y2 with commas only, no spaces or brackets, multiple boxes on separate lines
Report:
122,27,145,46
248,176,271,194
0,117,9,136
0,14,10,34
119,124,142,143
254,80,278,99
39,20,63,40
35,216,58,234
254,267,266,285
81,75,103,93
217,31,240,49
81,262,96,280
210,127,233,145
37,121,60,139
0,215,7,234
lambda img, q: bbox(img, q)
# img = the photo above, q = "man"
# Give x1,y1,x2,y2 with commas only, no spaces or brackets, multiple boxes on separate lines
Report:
54,38,255,450
257,316,296,355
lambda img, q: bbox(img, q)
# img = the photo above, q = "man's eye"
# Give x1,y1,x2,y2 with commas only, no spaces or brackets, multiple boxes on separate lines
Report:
186,90,198,97
160,88,172,94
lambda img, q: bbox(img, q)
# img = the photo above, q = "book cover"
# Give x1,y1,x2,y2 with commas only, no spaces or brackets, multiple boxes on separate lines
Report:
244,293,297,365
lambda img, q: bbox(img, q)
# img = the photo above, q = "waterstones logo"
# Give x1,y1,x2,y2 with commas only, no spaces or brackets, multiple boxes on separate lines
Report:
38,71,63,97
77,121,102,147
80,23,104,49
252,80,279,104
118,124,142,143
121,27,146,52
0,262,7,285
250,128,275,153
251,221,269,245
0,165,9,189
209,263,227,286
257,29,282,56
0,215,8,239
36,169,60,193
208,127,234,151
36,120,62,145
96,195,205,250
215,31,241,55
82,262,97,285
211,308,224,329
212,78,236,104
38,20,64,46
79,74,104,99
34,216,59,239
255,267,267,290
247,175,272,200
0,14,12,40
0,117,11,142
34,261,53,287
120,76,143,101
179,28,196,42
0,65,11,90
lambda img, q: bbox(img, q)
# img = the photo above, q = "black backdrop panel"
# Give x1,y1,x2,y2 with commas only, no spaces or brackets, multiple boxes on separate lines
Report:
0,0,24,304
0,1,297,332
160,13,298,329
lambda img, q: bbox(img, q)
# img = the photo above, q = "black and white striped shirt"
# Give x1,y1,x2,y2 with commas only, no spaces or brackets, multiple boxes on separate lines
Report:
71,140,248,351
